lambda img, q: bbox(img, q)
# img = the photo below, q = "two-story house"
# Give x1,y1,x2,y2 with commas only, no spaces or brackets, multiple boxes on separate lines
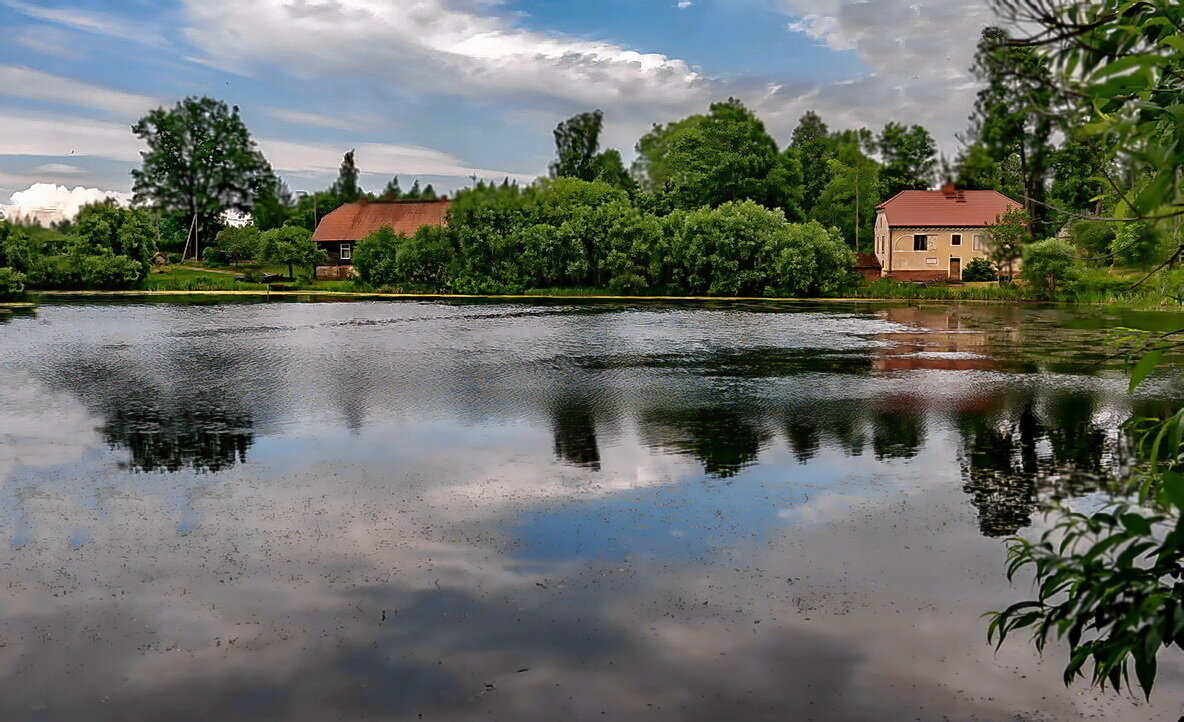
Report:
872,184,1022,281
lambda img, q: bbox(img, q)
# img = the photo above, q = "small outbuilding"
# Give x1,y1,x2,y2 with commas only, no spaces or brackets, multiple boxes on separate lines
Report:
873,184,1022,281
311,198,451,279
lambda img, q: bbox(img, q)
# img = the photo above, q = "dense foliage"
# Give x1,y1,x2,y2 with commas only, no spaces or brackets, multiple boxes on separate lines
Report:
132,96,274,253
985,0,1184,698
354,178,855,296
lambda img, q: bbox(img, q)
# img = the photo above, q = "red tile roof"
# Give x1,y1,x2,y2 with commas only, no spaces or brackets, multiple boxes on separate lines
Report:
312,199,450,242
877,187,1021,228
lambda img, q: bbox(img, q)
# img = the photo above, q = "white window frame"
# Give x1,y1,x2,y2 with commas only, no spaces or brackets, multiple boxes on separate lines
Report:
340,243,352,261
972,234,984,252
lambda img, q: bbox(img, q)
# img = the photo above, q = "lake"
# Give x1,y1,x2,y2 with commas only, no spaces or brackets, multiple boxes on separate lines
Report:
1,299,1182,721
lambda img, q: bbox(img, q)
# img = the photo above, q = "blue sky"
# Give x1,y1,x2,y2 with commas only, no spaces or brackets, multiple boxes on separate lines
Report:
0,0,996,219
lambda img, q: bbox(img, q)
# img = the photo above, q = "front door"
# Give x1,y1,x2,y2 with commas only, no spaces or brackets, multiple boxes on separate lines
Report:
949,257,962,281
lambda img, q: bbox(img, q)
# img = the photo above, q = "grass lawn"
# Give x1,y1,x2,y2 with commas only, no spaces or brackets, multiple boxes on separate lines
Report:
146,264,363,293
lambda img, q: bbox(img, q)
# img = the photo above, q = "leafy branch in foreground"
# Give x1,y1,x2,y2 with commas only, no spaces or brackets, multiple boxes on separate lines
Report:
988,333,1184,697
984,0,1184,697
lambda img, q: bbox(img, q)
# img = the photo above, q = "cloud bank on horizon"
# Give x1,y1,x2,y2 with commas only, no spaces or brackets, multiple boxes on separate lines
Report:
0,0,997,221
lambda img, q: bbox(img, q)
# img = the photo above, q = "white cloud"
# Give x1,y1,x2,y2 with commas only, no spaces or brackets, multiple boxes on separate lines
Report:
0,182,130,225
257,139,534,181
770,0,998,152
677,1,693,9
181,0,706,114
265,107,369,132
0,65,160,117
0,110,531,194
0,111,142,161
1,0,168,47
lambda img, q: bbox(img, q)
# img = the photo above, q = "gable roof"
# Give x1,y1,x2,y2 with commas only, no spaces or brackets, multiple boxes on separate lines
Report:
876,187,1021,228
312,199,450,242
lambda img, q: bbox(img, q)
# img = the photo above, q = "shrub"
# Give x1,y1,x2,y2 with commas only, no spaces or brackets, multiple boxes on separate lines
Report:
202,247,229,266
1022,238,1082,298
1111,221,1167,268
79,254,143,289
0,267,26,299
1068,219,1115,258
27,255,83,289
961,257,997,282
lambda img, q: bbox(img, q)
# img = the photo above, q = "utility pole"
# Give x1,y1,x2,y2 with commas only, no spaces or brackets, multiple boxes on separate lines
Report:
854,165,860,251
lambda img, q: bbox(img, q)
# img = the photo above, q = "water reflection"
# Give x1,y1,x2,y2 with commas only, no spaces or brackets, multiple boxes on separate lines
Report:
1,300,1182,721
957,391,1128,537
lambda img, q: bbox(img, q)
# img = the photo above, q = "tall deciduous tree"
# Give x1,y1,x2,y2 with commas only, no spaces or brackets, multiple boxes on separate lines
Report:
878,122,938,197
551,111,605,182
131,96,274,254
551,111,636,190
968,27,1055,236
790,111,834,213
634,98,801,217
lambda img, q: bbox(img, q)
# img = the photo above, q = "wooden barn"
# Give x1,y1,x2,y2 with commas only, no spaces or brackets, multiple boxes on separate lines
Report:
311,198,451,279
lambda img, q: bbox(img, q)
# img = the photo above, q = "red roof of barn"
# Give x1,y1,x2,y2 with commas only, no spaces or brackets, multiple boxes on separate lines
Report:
876,186,1021,228
312,199,451,242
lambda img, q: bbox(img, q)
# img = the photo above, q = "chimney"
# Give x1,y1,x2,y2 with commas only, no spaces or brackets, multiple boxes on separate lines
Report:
941,182,958,197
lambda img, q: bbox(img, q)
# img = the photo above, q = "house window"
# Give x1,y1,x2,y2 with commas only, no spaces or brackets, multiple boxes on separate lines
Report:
951,234,962,246
972,234,984,251
913,234,928,251
340,243,352,261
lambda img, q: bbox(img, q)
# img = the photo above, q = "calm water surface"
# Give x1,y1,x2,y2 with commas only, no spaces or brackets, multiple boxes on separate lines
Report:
2,299,1183,721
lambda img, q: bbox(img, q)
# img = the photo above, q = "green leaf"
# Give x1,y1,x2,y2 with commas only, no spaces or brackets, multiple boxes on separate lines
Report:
1162,471,1184,512
1130,348,1164,393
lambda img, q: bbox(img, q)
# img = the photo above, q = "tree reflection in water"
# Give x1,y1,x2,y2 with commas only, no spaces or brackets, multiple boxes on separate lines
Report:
549,394,602,470
102,399,253,473
957,391,1127,537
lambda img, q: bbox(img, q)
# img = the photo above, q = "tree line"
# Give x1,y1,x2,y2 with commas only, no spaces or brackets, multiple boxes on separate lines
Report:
0,15,1167,300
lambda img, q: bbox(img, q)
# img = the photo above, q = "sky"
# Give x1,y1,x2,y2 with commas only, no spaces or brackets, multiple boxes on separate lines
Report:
0,0,999,221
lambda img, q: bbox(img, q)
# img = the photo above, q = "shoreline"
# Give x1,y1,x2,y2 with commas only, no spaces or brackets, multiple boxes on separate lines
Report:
28,289,1058,305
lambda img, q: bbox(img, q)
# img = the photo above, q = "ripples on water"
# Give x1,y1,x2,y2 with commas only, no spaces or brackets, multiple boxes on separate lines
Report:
0,299,1180,721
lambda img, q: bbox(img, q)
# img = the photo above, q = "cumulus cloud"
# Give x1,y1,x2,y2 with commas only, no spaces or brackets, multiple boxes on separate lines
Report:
772,0,998,150
0,182,130,225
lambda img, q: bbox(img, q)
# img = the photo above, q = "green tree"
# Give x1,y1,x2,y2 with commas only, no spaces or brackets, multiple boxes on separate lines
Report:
0,267,26,300
215,226,263,265
260,226,326,279
985,207,1031,280
331,149,362,203
812,138,883,249
790,111,834,214
380,176,402,201
252,176,294,231
132,96,274,254
877,122,937,197
551,110,605,182
73,200,159,279
1022,238,1081,297
986,0,1184,698
634,98,799,214
968,27,1055,236
953,142,1024,200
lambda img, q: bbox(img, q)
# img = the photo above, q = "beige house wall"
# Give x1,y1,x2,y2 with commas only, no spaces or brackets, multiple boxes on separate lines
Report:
873,211,1008,279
